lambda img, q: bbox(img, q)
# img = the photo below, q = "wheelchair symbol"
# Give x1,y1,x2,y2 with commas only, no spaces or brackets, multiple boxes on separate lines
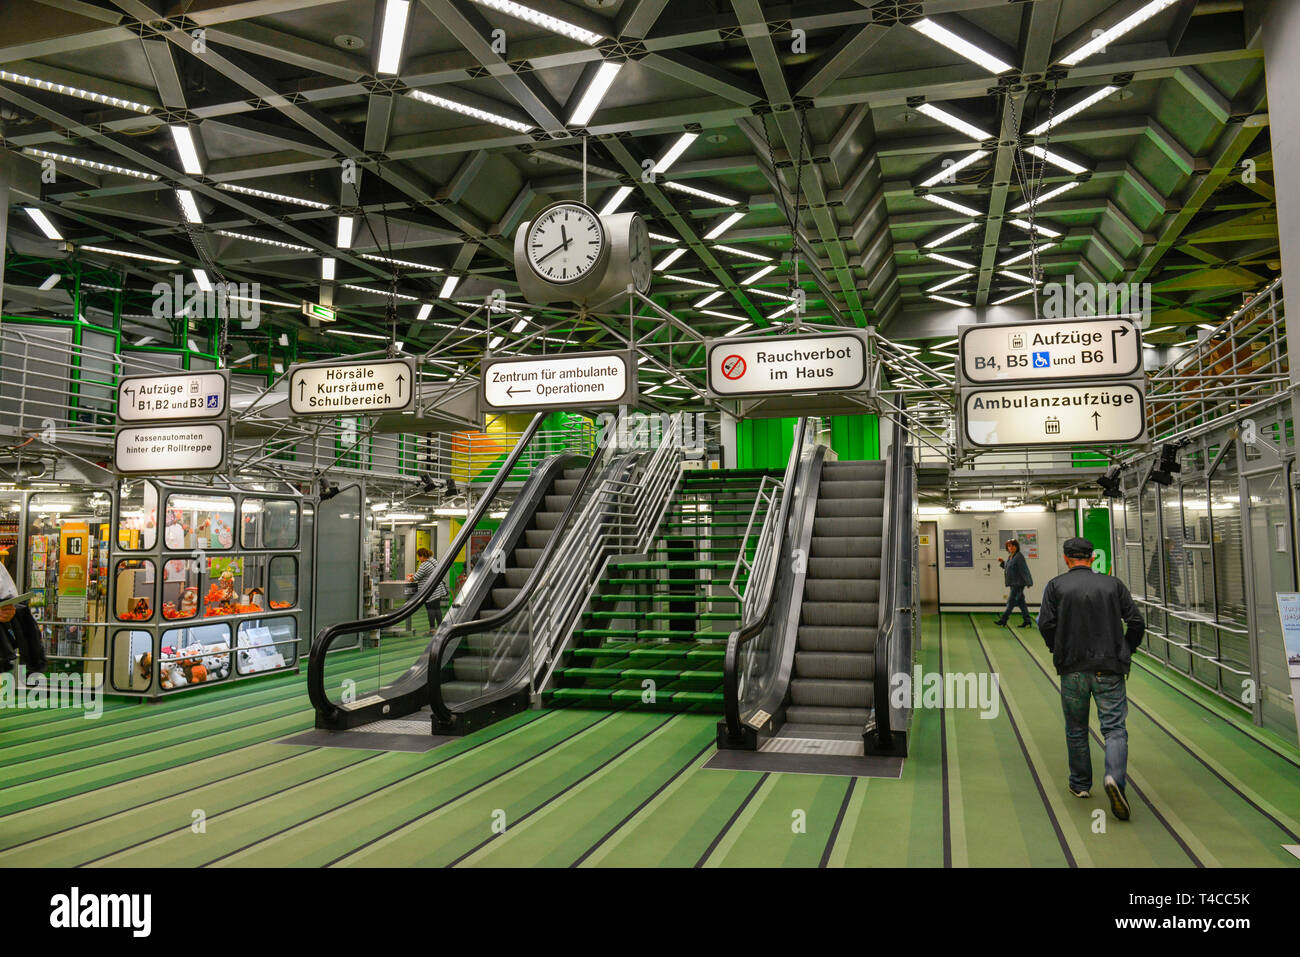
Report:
1033,351,1051,369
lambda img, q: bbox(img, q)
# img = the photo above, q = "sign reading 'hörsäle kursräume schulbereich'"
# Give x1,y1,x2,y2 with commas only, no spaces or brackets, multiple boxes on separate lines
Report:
705,332,869,398
288,357,417,415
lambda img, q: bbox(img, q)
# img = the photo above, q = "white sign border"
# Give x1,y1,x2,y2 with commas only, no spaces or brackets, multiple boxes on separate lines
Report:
112,421,229,475
704,330,871,400
959,378,1148,451
116,369,231,424
957,315,1143,387
479,349,637,413
287,356,418,417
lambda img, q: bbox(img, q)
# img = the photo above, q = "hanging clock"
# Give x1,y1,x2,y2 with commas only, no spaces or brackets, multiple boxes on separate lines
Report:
514,202,652,307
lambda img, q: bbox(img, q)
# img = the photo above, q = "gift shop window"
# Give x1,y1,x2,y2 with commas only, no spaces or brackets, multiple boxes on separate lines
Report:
164,494,235,552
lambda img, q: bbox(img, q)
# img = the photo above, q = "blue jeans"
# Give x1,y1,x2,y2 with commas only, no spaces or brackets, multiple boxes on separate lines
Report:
1060,670,1129,793
998,586,1031,624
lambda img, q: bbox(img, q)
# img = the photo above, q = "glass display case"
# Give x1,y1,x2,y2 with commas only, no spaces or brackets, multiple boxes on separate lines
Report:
106,478,304,697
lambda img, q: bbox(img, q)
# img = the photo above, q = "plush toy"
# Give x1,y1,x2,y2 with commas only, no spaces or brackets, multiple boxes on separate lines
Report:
162,661,186,689
135,651,152,681
190,663,208,683
179,587,198,618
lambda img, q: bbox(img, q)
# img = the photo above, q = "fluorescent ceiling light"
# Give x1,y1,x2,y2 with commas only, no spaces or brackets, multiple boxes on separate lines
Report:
321,258,336,281
768,302,798,320
712,243,769,261
336,215,355,249
920,149,989,188
78,245,178,264
700,309,746,322
958,500,1003,511
915,103,992,141
653,132,697,174
23,207,62,240
569,60,622,126
669,274,718,289
1025,146,1088,175
1002,243,1057,266
488,335,504,349
511,317,529,333
998,269,1040,286
0,69,153,112
416,303,433,322
192,269,213,293
927,273,970,293
1028,87,1117,135
23,147,157,181
663,180,738,206
649,231,678,243
175,189,202,224
642,385,661,395
993,287,1035,305
470,0,603,45
1012,180,1080,213
929,294,970,308
1197,323,1218,332
746,288,793,301
601,186,633,216
911,18,1014,74
325,329,389,341
924,221,979,249
918,506,951,515
169,125,202,174
704,211,745,240
695,291,723,307
377,0,411,75
360,252,441,271
927,252,975,269
933,338,959,348
216,229,310,252
228,294,297,307
1009,219,1061,238
1006,504,1047,513
407,88,532,133
921,193,982,217
725,323,752,336
439,276,460,298
741,264,777,285
218,182,331,209
39,274,60,290
340,283,418,301
1061,0,1180,66
655,248,686,271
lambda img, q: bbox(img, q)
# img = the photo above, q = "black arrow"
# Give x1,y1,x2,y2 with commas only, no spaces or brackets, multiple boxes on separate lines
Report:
1111,325,1129,364
297,379,305,401
506,386,532,398
124,386,136,406
1092,411,1102,431
395,373,406,397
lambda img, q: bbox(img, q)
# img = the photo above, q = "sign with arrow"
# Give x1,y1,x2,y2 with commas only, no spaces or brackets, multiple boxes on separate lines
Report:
961,381,1147,449
481,350,635,413
958,316,1142,385
288,357,417,416
117,371,229,423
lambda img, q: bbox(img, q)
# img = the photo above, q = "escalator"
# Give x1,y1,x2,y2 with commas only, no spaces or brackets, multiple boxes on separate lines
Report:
719,416,916,756
308,413,601,731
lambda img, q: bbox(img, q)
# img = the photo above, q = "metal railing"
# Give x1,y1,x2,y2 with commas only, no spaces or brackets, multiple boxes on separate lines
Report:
728,474,782,606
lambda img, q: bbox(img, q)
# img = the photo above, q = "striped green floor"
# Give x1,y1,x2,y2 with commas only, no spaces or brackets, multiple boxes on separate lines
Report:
2,614,1296,867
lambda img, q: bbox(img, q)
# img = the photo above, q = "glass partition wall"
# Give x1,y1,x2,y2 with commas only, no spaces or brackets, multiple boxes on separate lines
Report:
106,478,304,697
1109,395,1297,738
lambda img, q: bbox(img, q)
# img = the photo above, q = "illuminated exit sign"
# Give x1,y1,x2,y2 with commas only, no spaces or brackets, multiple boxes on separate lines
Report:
302,302,336,323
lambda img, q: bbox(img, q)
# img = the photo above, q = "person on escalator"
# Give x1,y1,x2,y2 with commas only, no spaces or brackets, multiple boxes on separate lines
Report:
993,539,1034,628
1037,537,1146,821
0,560,46,685
409,547,449,632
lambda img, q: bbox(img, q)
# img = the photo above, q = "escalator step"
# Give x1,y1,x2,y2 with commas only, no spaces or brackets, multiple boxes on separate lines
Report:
821,461,886,480
784,705,872,727
807,558,879,580
811,516,883,539
809,536,882,559
819,480,885,499
801,601,879,627
815,497,884,519
790,678,873,708
803,578,880,603
794,650,873,680
523,529,553,549
796,626,878,652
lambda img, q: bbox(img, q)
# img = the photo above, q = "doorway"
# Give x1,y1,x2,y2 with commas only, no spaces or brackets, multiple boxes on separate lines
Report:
919,521,939,615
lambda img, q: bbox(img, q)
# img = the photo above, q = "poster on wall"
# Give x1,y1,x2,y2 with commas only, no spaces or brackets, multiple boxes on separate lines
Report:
977,533,995,561
1016,529,1040,559
943,529,973,568
981,560,995,578
58,521,89,620
1275,593,1300,746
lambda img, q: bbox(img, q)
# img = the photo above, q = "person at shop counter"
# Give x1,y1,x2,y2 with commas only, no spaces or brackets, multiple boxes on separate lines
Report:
993,539,1034,628
0,560,46,685
409,547,448,631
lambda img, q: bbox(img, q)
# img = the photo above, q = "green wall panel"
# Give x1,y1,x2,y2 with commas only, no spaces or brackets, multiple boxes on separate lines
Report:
736,414,881,468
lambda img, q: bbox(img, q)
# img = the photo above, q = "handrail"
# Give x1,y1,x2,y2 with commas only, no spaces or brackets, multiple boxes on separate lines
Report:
871,413,913,752
721,417,811,742
307,411,547,725
427,424,618,725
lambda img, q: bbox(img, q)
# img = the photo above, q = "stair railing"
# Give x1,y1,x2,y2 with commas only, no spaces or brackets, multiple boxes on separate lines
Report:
728,475,781,606
721,417,815,743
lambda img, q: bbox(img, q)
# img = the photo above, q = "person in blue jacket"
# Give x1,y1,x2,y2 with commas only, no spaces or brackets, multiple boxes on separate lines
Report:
994,538,1034,628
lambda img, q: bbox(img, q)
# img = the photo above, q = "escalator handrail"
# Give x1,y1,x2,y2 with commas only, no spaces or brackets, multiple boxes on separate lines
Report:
872,415,911,750
722,416,812,741
307,411,547,723
427,433,628,724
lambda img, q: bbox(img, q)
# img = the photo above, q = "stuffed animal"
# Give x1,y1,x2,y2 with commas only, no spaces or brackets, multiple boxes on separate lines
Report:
135,651,152,681
162,661,186,689
190,663,208,683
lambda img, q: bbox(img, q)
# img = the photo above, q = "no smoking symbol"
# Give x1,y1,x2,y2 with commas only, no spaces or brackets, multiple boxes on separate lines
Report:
721,355,746,380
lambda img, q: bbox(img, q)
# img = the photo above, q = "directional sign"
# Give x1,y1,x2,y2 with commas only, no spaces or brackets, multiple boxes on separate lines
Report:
481,350,635,412
959,316,1142,385
302,302,336,323
117,371,228,423
114,423,227,475
288,357,416,415
706,332,870,398
962,381,1147,449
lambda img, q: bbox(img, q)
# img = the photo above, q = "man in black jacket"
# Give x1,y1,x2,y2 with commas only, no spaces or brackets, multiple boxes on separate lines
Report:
993,539,1034,628
1037,537,1146,820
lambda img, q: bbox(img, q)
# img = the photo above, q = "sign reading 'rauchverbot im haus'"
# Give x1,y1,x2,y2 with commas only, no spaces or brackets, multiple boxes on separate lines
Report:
705,332,870,398
288,357,417,415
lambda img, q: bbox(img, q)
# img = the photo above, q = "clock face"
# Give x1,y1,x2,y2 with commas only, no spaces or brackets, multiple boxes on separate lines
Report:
629,214,652,294
525,203,605,285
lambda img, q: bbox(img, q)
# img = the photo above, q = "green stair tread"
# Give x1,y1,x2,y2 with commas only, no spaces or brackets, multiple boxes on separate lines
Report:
611,560,734,569
594,593,741,603
569,644,726,659
589,611,741,621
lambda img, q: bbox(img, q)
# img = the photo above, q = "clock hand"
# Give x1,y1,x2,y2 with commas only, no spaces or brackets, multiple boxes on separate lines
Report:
535,236,572,264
